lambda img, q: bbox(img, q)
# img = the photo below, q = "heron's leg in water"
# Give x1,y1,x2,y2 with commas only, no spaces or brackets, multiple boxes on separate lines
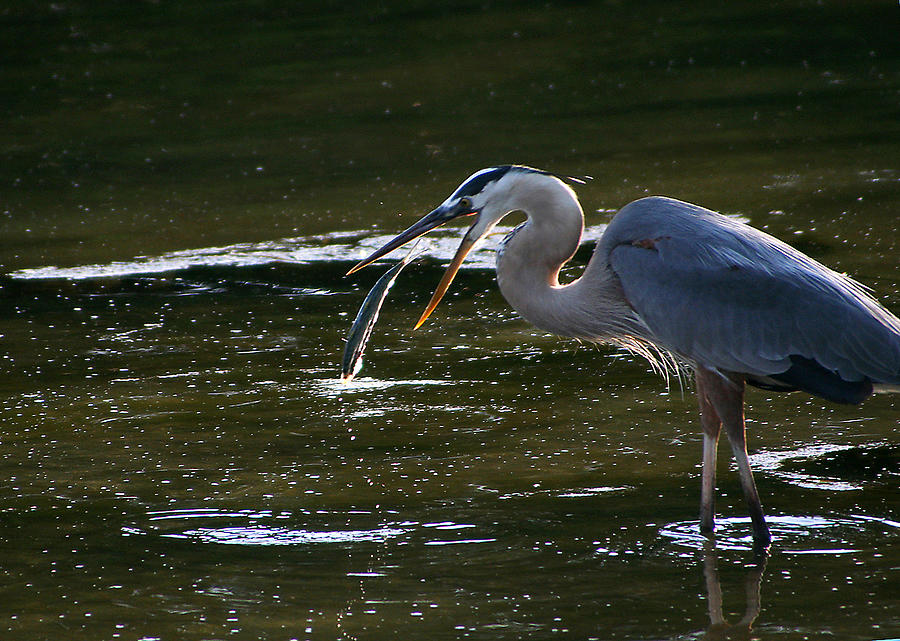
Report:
695,367,771,548
724,420,771,547
695,369,722,534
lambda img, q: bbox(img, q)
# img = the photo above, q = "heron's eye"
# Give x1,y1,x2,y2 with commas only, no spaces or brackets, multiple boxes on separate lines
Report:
458,197,472,211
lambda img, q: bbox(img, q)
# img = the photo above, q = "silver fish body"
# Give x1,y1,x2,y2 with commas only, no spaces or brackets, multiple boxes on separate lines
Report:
341,244,419,382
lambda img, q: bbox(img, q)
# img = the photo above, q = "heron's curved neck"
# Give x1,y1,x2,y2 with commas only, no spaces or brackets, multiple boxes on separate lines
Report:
495,181,637,342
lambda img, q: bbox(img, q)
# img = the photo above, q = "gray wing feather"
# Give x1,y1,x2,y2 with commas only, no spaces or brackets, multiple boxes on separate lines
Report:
600,197,900,383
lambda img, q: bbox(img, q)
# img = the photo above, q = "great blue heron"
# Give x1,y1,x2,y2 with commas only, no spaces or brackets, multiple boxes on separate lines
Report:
348,165,900,548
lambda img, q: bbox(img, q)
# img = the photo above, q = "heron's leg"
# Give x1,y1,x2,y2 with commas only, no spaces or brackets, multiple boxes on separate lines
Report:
715,377,771,547
724,419,771,548
695,369,722,535
696,367,771,548
700,432,719,534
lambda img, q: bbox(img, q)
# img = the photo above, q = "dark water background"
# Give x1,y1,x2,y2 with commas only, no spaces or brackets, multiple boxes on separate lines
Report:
1,1,898,639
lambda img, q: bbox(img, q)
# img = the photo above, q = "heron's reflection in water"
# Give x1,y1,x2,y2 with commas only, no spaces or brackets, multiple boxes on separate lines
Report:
701,542,768,640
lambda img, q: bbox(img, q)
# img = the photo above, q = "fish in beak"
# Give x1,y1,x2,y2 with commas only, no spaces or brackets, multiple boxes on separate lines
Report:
347,200,488,328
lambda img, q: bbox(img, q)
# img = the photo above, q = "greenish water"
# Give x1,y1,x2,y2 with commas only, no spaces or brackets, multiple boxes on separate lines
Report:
1,1,898,639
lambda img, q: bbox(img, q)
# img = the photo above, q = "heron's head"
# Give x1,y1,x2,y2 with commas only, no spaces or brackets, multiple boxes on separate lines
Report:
347,165,576,327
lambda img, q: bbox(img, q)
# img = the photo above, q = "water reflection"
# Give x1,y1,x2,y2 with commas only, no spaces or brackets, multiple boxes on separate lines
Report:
701,542,767,641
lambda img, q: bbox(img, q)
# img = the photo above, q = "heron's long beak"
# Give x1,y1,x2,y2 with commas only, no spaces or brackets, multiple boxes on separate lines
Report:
346,203,485,329
346,205,473,275
413,230,477,329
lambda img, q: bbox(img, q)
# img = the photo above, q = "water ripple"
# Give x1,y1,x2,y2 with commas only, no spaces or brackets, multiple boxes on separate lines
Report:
312,377,456,396
750,442,894,491
6,224,609,281
165,524,410,546
659,514,900,553
125,508,495,548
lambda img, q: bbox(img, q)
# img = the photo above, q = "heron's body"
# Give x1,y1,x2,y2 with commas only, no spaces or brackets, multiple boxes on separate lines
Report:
495,177,900,400
349,165,900,549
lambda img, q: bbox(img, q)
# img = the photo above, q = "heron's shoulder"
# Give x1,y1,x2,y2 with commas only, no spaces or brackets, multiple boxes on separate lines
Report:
612,196,730,231
600,196,751,248
598,196,829,278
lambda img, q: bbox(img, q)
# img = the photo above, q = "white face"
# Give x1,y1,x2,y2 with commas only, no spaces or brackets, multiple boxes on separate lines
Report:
440,165,576,222
407,165,575,328
440,166,513,213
